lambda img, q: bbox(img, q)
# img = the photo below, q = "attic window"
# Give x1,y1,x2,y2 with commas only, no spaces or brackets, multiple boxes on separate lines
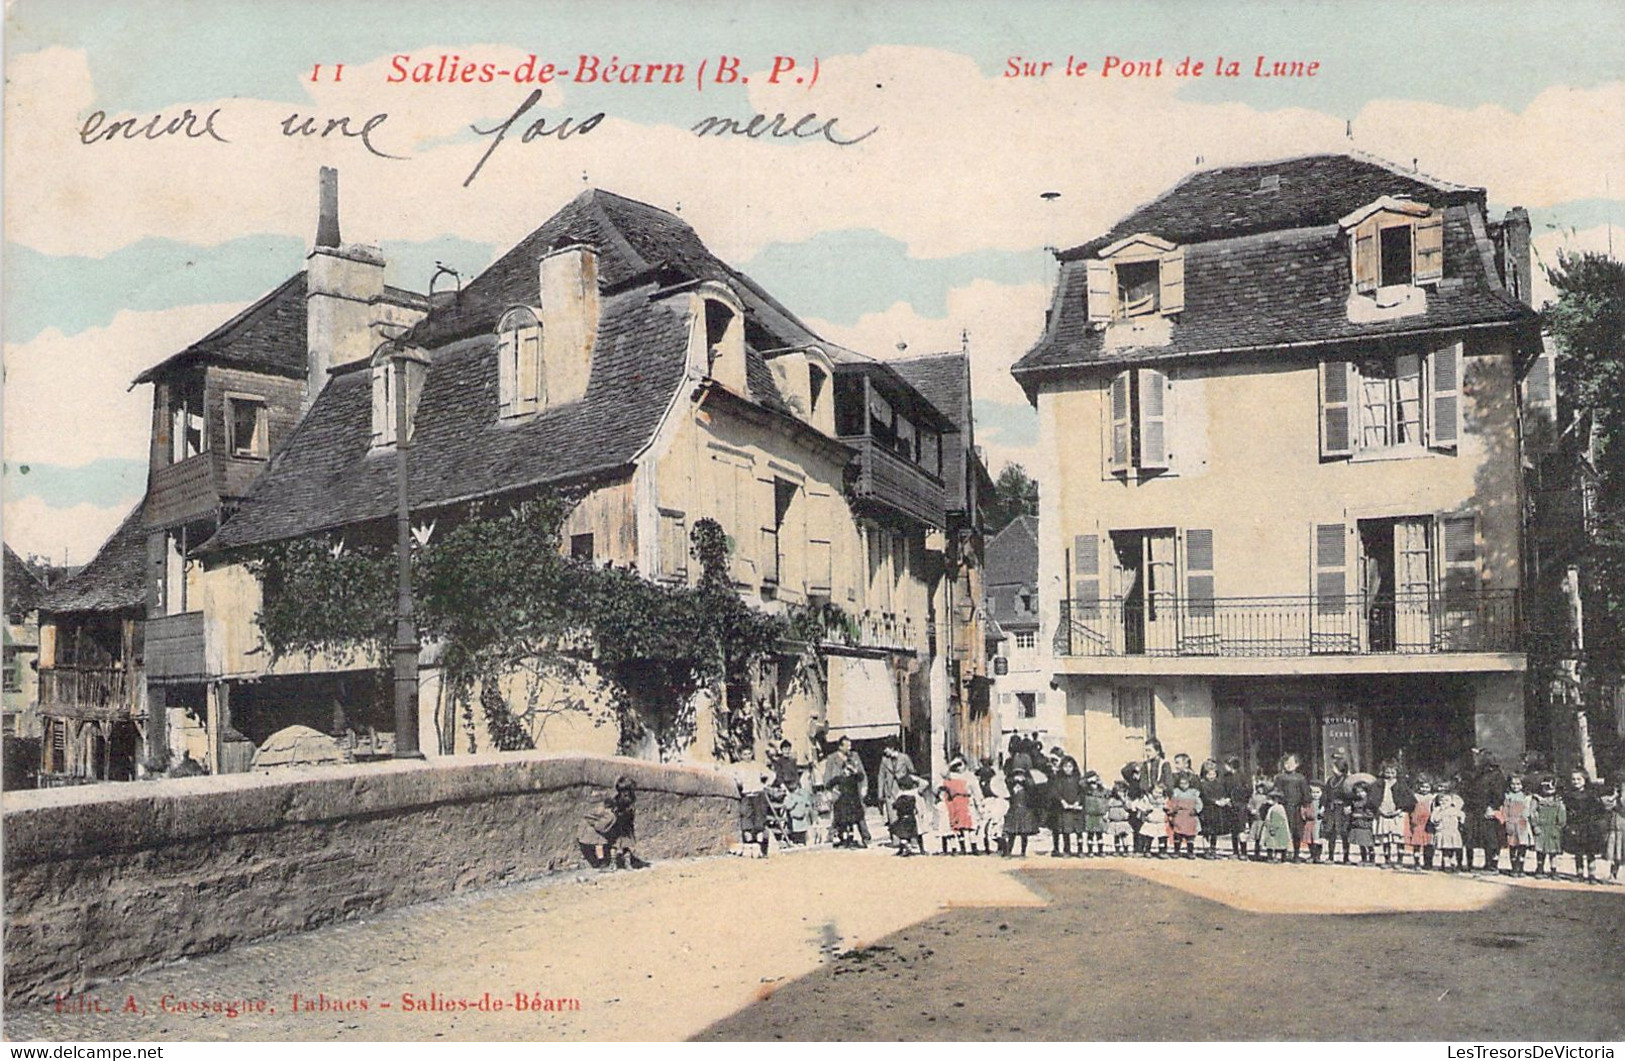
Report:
371,348,428,448
1116,260,1161,317
1258,174,1281,192
497,307,544,418
1086,234,1185,324
704,299,735,371
1342,197,1443,295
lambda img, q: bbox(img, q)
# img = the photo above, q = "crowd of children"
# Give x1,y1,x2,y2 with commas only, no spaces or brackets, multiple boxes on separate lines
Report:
726,734,1625,884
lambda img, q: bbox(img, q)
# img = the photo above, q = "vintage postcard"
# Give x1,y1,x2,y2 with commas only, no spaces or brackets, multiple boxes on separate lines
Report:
3,0,1623,1047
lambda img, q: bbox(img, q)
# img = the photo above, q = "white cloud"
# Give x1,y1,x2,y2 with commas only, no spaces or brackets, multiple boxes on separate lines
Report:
1,495,133,569
3,302,245,466
807,278,1051,409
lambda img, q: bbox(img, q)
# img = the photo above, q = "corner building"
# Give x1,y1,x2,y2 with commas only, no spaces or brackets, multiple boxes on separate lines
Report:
1013,154,1551,780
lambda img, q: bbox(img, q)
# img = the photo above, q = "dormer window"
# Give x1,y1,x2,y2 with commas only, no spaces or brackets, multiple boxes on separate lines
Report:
496,307,544,418
693,283,747,395
370,344,428,447
1341,196,1443,296
1086,233,1185,325
704,299,735,373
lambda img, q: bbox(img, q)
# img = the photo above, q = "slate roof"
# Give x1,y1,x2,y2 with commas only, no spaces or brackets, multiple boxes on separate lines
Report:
409,189,826,363
4,544,45,619
206,187,946,552
38,505,148,614
1056,153,1480,261
984,515,1039,629
1016,155,1539,386
208,283,690,550
132,274,425,385
889,352,972,503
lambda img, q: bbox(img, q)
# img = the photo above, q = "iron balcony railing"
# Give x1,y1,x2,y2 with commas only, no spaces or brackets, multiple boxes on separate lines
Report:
1054,589,1521,658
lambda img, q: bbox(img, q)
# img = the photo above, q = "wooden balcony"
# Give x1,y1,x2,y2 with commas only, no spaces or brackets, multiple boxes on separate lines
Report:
146,611,207,680
146,453,217,528
844,435,946,529
39,665,139,719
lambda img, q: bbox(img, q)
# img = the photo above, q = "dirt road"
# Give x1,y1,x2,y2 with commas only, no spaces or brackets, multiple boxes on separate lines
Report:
6,850,1621,1042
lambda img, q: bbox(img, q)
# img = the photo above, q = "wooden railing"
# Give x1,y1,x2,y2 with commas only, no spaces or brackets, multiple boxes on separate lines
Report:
38,666,137,713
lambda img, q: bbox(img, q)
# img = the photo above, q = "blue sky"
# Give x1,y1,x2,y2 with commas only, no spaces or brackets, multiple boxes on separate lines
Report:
4,0,1621,563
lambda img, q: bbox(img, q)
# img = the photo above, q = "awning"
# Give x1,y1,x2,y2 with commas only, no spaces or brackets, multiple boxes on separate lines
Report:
825,654,901,739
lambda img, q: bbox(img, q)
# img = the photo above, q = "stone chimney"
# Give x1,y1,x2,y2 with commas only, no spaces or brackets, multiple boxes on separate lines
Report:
538,243,599,406
306,167,386,408
1501,207,1533,306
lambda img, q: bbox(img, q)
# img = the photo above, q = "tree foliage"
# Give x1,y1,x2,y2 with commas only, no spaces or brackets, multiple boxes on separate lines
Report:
247,495,847,762
986,462,1040,534
1541,249,1625,674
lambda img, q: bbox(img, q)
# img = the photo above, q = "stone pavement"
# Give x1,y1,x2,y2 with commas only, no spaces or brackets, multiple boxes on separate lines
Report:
5,846,1621,1042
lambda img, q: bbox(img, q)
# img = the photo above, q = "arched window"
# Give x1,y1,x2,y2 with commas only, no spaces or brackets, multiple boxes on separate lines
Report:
497,307,544,417
370,342,429,447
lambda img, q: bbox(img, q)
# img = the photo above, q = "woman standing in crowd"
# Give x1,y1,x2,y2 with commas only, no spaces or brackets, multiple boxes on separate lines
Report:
1274,753,1314,861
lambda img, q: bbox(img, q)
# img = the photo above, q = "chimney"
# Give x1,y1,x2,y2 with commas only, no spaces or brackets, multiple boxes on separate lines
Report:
316,167,341,248
538,243,600,406
1501,207,1533,306
305,167,386,408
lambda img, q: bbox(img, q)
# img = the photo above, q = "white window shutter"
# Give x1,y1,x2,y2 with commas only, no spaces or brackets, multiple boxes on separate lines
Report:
1137,367,1169,470
497,329,517,417
1109,370,1132,473
522,328,543,412
516,327,540,415
1073,533,1101,618
1086,260,1115,324
1353,220,1379,294
1159,247,1185,314
1414,209,1444,283
1428,342,1462,449
370,364,388,445
1319,359,1355,458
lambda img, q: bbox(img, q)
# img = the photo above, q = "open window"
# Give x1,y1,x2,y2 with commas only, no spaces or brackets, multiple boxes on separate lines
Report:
168,377,206,464
1342,196,1444,297
1086,233,1185,324
1319,342,1461,459
226,395,268,459
496,306,544,418
1107,366,1172,476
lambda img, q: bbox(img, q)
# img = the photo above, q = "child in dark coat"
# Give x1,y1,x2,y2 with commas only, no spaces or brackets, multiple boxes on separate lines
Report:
1002,769,1040,857
890,775,923,856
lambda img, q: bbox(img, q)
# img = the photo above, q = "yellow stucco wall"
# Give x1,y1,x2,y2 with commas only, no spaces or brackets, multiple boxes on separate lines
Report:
1042,336,1523,601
